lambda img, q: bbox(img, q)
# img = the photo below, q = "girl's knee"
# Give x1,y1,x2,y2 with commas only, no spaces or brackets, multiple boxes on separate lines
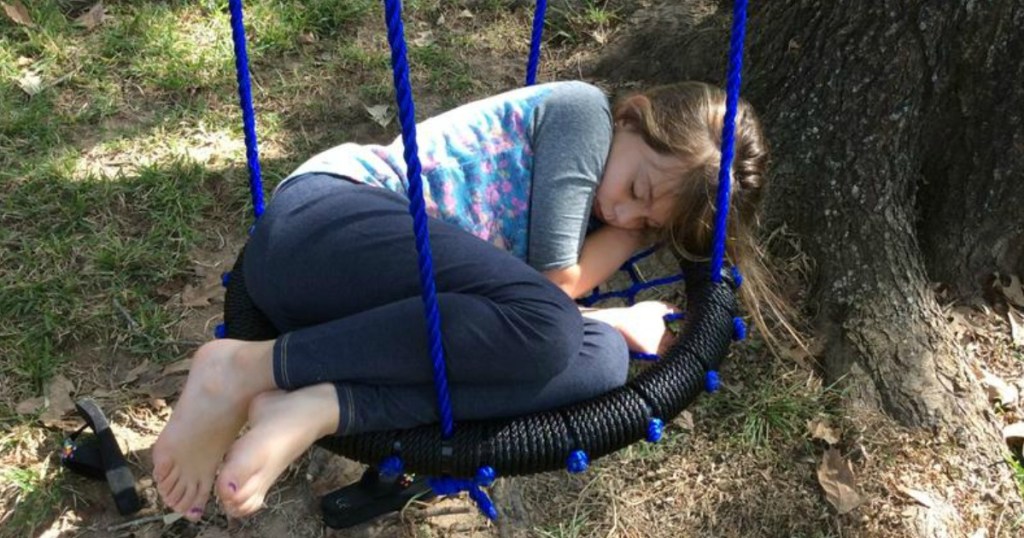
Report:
582,319,629,391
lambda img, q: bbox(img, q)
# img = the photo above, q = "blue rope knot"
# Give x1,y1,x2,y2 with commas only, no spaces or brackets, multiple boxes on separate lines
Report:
646,418,664,443
475,465,496,487
379,455,404,478
732,317,747,341
664,312,685,323
567,450,589,474
214,323,226,339
730,266,743,288
428,472,499,521
705,370,721,393
221,272,231,287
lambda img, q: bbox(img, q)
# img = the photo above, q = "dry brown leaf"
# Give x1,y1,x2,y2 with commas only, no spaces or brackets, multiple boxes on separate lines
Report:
122,359,152,385
458,9,474,19
2,1,33,27
808,418,840,445
411,30,435,47
161,358,192,376
898,486,936,508
181,278,223,307
139,376,184,400
74,2,105,30
16,396,46,415
817,448,864,514
297,32,316,44
673,410,694,430
40,375,76,427
1008,308,1024,348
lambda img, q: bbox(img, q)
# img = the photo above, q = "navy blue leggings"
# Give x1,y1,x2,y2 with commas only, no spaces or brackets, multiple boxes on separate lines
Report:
243,174,628,435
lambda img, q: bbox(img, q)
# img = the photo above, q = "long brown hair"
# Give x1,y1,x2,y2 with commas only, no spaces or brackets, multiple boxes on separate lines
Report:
612,81,802,353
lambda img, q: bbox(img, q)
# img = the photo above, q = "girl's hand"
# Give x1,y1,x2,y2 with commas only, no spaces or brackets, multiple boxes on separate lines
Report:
614,301,680,355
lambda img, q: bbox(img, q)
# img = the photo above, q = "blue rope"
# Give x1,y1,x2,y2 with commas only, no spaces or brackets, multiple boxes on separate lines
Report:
227,0,265,221
646,418,664,443
710,0,748,282
577,273,684,307
429,468,499,520
525,0,548,86
383,0,456,439
567,450,589,473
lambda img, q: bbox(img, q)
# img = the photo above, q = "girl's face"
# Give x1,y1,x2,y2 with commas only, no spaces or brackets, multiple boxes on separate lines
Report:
594,127,686,231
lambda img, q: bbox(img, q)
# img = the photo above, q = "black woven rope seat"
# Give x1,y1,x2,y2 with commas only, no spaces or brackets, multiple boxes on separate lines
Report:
224,246,739,477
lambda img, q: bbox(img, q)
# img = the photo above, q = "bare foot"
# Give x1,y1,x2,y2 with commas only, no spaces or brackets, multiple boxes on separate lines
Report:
216,383,340,518
151,339,275,521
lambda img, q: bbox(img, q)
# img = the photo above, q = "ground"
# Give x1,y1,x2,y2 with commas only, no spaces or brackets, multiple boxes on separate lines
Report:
1,2,1023,537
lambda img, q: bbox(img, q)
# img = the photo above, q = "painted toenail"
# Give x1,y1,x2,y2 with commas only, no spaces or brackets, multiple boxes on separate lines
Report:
229,482,237,492
190,507,203,515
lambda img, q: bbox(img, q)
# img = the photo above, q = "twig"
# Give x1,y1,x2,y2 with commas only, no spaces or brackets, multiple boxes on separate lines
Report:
112,298,140,331
106,513,167,532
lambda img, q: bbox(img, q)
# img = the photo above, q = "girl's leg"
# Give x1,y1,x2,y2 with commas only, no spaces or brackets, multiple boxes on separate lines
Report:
244,173,583,388
217,319,628,517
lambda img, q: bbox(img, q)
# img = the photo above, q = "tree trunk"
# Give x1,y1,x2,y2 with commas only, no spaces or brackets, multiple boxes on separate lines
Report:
594,0,1024,432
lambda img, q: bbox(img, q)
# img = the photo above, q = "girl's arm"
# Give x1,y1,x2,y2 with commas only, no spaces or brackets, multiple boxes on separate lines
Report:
544,226,647,298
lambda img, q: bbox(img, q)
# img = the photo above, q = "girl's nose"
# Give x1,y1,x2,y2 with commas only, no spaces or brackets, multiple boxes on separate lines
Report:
613,203,646,229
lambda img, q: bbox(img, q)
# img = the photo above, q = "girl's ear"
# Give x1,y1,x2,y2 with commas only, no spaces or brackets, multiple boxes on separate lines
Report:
614,94,652,131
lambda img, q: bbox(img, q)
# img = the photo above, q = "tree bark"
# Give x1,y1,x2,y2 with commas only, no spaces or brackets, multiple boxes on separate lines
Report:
593,1,1024,430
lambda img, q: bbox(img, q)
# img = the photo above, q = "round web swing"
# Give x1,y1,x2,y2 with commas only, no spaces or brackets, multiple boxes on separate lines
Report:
219,0,750,524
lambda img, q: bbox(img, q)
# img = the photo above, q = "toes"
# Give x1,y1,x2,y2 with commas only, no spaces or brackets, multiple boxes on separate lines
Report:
235,491,267,518
157,465,181,500
215,469,241,505
173,480,199,516
185,477,213,522
166,479,189,508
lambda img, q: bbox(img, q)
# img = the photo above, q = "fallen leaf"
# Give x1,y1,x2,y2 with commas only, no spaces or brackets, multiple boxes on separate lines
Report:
591,29,608,45
16,396,46,415
138,377,184,400
808,418,840,445
74,2,105,30
996,274,1024,308
2,1,33,27
1009,308,1024,348
411,30,434,47
364,104,392,128
817,448,864,514
297,32,316,45
181,274,223,307
673,410,694,430
122,359,152,385
1004,422,1024,446
980,370,1019,407
898,486,936,508
15,55,32,67
17,71,43,96
40,375,76,427
161,358,192,376
458,9,474,19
